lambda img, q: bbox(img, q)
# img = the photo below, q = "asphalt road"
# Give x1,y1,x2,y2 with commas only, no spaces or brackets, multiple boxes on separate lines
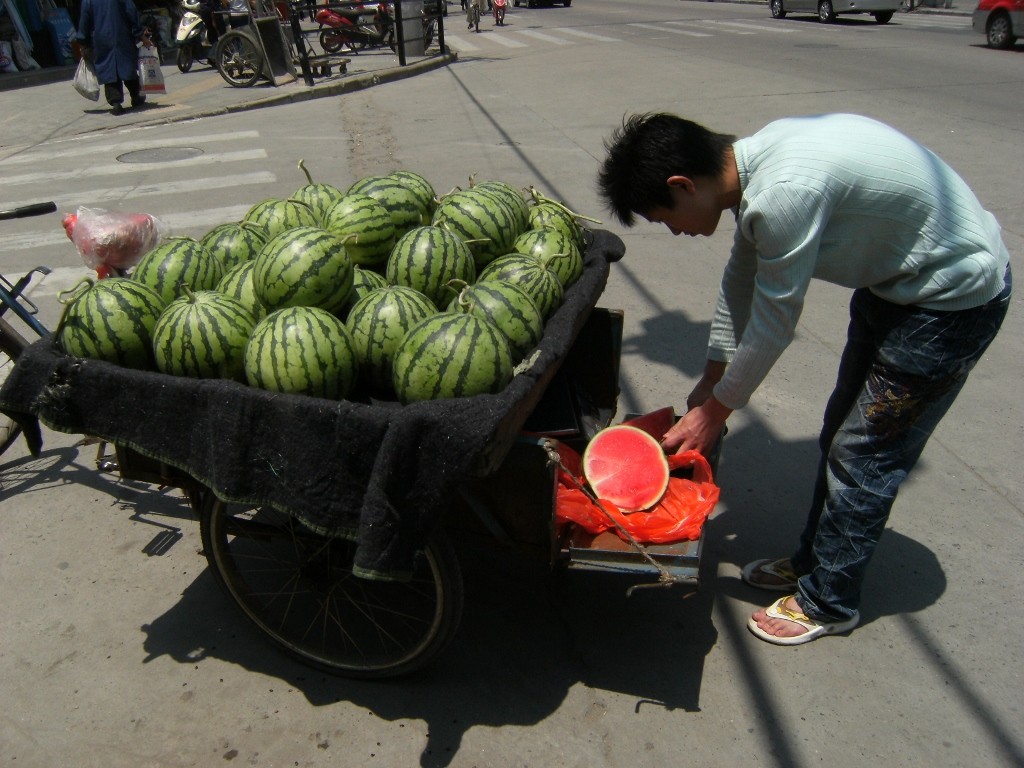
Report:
1,1,1022,766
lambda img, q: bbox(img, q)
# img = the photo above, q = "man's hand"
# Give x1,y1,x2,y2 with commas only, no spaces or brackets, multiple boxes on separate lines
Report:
661,396,731,457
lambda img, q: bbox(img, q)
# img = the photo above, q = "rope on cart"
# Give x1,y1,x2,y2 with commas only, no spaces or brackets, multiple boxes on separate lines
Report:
542,440,687,596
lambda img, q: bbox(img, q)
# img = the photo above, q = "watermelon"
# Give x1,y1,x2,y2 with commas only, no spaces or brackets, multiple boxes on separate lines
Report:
245,306,359,400
528,201,586,251
432,187,520,271
511,227,583,288
56,278,166,369
446,279,543,359
390,170,437,222
200,221,268,272
321,193,396,267
132,236,225,306
217,261,266,319
347,174,428,237
471,179,530,233
385,225,475,309
152,288,258,380
253,226,354,315
392,313,514,403
582,425,670,512
243,198,319,239
477,253,564,320
293,159,347,224
346,285,436,391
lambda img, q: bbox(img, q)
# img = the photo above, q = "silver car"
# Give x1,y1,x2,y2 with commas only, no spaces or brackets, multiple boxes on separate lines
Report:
770,0,901,23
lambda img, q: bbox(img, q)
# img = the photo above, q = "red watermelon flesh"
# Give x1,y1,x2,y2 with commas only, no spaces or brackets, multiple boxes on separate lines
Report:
582,425,670,512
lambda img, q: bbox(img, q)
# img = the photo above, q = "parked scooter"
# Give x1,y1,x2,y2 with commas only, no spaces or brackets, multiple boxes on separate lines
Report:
175,0,218,72
493,0,505,24
316,2,394,53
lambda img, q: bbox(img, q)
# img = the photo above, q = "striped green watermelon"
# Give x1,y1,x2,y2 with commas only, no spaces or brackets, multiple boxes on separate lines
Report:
243,198,319,240
392,313,514,403
217,261,266,319
347,174,428,237
201,221,268,272
446,279,543,359
385,225,475,309
432,187,521,271
511,227,583,287
152,288,258,380
390,170,437,222
477,253,564,320
56,278,166,369
132,236,225,306
293,159,347,225
253,226,354,315
321,193,396,267
346,285,437,392
528,201,586,251
471,179,530,233
244,306,359,400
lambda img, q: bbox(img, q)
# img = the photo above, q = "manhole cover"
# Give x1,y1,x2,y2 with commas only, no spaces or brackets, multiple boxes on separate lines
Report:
117,147,205,163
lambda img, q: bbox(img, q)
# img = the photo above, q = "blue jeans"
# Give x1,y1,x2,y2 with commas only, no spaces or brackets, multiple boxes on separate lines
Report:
790,267,1012,622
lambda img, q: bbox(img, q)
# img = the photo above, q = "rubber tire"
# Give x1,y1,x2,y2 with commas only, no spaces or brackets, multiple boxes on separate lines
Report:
987,12,1016,48
771,0,786,18
0,318,29,457
319,28,345,53
818,0,837,22
199,494,465,679
215,31,262,88
873,10,893,22
176,45,194,73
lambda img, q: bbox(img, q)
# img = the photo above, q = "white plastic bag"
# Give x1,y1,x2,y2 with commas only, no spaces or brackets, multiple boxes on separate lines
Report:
137,45,166,96
73,57,100,101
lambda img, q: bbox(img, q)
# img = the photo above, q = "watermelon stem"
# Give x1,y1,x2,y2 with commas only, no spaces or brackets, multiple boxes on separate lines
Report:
53,277,95,339
298,159,314,186
528,187,603,225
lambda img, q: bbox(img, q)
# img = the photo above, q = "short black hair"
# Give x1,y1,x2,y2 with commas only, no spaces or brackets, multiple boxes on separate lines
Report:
597,113,736,226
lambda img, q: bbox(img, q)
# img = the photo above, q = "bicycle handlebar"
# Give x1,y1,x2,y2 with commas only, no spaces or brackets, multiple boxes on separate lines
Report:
0,202,58,221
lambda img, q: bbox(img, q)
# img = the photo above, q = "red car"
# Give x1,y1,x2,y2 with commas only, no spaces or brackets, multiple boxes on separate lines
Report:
973,0,1023,48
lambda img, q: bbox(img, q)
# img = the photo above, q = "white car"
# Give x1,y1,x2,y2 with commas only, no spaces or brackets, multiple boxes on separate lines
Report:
770,0,900,23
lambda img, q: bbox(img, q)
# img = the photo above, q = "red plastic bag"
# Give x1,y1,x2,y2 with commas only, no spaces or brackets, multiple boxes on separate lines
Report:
554,419,720,544
62,207,166,278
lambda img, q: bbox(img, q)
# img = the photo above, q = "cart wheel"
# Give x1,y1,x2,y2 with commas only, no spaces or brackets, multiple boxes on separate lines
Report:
176,45,193,73
215,31,262,88
199,495,464,678
0,318,29,456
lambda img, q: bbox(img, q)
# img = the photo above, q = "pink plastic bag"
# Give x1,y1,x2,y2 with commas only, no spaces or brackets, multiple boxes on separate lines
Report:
62,207,166,277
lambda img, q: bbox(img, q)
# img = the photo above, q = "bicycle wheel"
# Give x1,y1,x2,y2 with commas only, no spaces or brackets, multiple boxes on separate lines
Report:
200,495,464,678
0,317,29,456
215,31,262,88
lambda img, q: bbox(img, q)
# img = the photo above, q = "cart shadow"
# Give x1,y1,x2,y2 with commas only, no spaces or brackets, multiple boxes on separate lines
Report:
139,540,718,767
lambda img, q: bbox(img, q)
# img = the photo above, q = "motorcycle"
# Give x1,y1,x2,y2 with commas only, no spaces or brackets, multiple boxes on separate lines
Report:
493,0,505,25
175,0,218,72
316,2,394,53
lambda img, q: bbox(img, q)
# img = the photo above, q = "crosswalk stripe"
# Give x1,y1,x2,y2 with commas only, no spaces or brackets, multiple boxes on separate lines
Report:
486,32,531,47
679,20,756,34
0,131,263,167
704,19,798,33
2,149,269,189
629,22,712,38
515,28,575,44
555,27,621,42
0,171,278,215
446,34,483,49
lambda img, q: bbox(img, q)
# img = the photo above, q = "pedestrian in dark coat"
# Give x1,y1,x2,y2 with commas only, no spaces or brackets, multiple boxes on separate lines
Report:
77,0,151,114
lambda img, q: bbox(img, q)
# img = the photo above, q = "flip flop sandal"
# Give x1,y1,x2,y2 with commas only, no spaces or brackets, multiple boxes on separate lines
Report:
741,557,799,592
747,595,860,646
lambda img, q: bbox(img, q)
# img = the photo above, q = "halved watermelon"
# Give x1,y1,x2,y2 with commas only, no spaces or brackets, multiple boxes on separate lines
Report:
582,425,670,512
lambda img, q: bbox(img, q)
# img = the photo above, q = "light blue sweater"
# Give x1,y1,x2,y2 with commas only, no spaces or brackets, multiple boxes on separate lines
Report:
709,113,1010,411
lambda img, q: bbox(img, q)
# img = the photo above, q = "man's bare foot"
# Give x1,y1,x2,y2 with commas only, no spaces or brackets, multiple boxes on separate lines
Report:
741,557,798,591
751,596,811,639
